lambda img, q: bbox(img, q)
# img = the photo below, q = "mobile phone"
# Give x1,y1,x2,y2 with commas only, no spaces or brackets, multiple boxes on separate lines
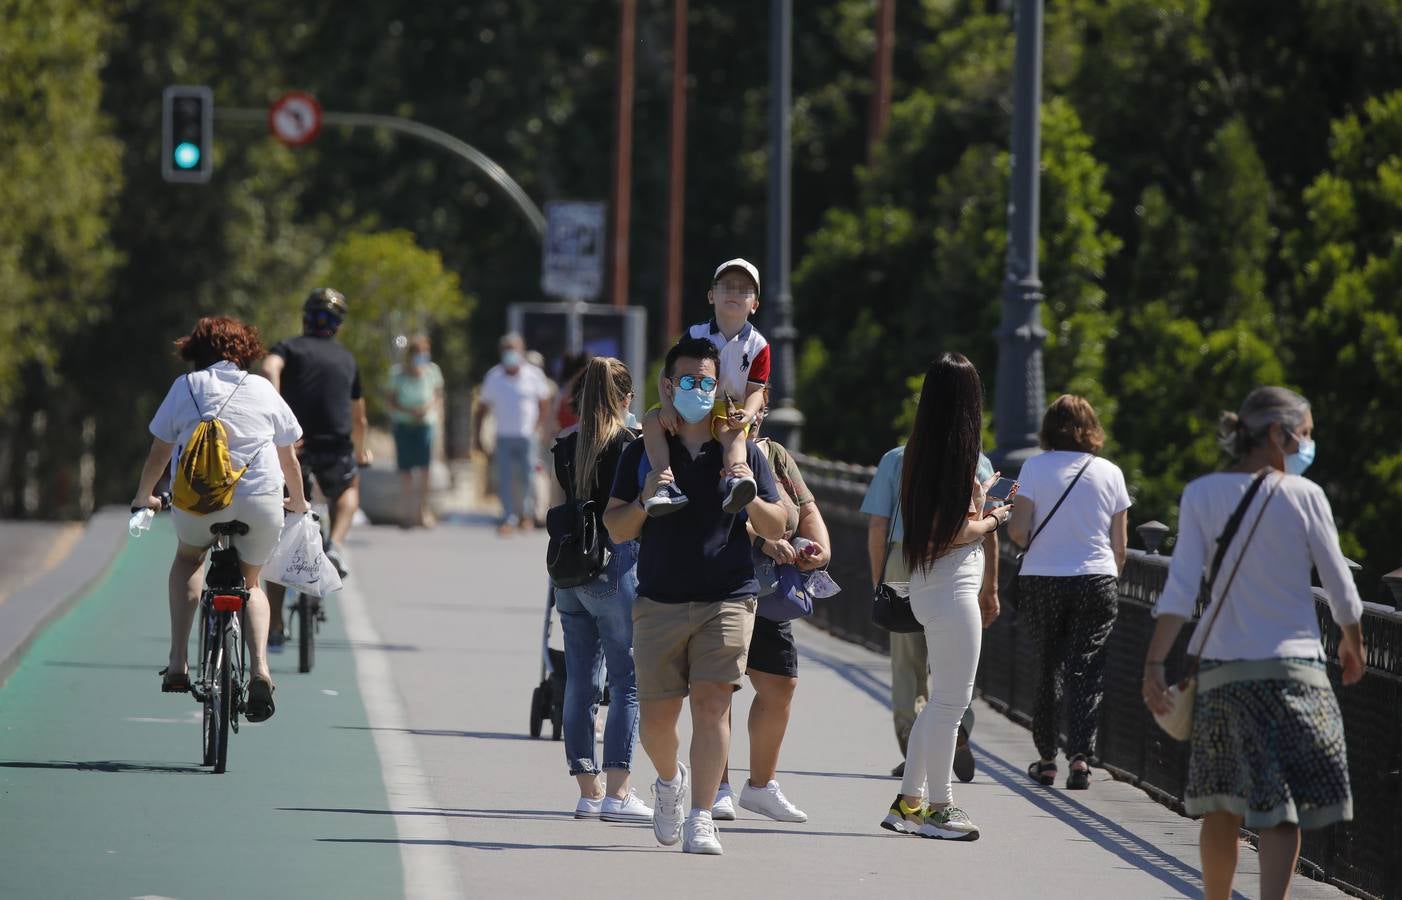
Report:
986,476,1020,504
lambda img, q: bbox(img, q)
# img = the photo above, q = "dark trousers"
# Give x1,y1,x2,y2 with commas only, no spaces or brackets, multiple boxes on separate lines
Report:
1020,573,1119,761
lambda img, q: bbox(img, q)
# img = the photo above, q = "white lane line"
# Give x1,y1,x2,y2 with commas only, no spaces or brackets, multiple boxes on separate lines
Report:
338,579,461,900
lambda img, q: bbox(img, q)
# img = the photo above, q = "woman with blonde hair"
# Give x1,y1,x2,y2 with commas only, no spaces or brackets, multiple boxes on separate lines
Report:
1008,394,1130,790
548,357,652,823
1143,386,1364,900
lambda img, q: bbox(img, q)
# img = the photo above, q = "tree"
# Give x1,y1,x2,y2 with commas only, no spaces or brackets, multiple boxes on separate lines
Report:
0,0,121,514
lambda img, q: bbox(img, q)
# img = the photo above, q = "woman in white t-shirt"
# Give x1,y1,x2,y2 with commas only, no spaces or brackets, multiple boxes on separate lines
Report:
1143,387,1364,900
130,317,310,723
1007,395,1130,791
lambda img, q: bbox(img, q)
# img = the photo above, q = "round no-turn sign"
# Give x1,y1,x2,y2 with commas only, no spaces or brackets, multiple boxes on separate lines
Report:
268,91,323,146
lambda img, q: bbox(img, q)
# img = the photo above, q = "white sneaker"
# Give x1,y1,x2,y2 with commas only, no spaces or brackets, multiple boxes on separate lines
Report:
650,762,687,846
710,784,736,820
574,796,603,819
739,779,808,823
601,790,653,823
682,811,723,855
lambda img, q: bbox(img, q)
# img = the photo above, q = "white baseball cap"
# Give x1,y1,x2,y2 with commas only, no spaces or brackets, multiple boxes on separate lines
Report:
712,258,760,295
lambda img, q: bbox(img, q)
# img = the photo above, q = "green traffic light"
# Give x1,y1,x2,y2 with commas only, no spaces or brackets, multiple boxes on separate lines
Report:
173,142,201,169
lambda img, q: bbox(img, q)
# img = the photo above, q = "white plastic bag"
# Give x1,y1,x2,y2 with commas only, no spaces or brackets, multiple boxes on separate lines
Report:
265,512,342,597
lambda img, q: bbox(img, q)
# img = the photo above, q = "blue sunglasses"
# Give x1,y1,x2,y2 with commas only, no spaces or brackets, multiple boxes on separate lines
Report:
675,375,717,392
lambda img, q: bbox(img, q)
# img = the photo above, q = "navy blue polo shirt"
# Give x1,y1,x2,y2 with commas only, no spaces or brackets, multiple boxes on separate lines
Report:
610,435,780,603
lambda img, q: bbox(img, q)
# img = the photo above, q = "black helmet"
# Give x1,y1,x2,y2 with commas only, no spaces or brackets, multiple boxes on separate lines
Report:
303,287,348,318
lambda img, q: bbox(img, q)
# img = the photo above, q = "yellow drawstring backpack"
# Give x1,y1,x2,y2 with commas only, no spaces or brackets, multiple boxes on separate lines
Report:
173,374,252,514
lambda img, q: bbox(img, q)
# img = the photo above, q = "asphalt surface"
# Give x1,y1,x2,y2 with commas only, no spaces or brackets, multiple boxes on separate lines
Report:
0,513,1348,899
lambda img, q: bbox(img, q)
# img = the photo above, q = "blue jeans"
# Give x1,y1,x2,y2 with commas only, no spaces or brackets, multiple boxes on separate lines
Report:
494,436,536,525
553,540,640,776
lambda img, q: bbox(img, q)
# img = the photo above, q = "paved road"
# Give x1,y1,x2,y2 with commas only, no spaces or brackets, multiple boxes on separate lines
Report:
0,515,1347,899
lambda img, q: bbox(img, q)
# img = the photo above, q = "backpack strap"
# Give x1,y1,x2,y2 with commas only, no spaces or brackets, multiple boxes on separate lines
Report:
211,373,250,420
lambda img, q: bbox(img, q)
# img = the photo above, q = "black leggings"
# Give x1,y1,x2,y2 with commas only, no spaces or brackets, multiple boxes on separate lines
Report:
1020,574,1119,761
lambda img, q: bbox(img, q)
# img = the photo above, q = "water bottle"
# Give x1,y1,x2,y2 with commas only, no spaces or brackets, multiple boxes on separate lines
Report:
128,508,155,537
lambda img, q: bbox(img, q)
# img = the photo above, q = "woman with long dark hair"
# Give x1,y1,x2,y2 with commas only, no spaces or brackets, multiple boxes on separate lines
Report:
549,357,652,823
879,352,1008,841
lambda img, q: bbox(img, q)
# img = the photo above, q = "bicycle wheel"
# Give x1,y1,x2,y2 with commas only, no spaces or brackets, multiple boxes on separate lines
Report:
297,592,315,674
212,620,233,774
199,607,216,766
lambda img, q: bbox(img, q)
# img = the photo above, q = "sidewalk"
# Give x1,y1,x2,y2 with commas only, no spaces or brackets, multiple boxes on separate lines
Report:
0,512,1351,898
345,520,1347,899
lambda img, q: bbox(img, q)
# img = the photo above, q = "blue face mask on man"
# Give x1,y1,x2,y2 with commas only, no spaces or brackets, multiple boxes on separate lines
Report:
672,381,716,424
502,349,523,370
1286,433,1316,476
412,353,430,368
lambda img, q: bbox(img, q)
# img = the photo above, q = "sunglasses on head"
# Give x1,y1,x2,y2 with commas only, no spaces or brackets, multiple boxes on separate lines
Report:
674,375,717,392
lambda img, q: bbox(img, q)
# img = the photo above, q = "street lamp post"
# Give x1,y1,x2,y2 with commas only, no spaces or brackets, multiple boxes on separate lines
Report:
992,0,1047,473
765,0,805,451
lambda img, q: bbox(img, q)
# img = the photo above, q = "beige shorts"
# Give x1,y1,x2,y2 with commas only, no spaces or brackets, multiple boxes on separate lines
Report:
172,491,285,566
632,596,757,701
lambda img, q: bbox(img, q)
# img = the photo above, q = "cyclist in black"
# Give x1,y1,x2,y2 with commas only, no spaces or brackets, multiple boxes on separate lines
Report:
262,288,371,645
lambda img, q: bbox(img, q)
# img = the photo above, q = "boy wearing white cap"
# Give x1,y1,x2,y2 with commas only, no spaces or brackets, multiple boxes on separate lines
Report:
643,259,771,516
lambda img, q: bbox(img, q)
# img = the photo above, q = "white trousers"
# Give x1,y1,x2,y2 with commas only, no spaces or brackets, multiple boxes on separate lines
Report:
899,542,985,805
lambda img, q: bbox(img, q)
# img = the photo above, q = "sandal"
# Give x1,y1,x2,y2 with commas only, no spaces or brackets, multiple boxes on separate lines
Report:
1027,759,1056,786
158,667,191,693
1067,755,1091,790
245,677,277,723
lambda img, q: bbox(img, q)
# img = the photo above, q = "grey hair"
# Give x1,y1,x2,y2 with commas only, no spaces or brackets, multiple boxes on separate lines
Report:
1217,386,1310,458
499,332,525,350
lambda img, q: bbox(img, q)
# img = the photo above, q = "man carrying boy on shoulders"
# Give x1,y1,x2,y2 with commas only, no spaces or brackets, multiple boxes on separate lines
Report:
604,336,788,856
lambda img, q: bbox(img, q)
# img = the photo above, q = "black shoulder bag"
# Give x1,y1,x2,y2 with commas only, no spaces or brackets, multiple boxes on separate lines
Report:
545,442,611,588
871,502,923,634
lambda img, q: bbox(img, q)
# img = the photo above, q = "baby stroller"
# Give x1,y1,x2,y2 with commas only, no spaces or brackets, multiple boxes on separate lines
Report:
528,583,611,741
530,585,566,740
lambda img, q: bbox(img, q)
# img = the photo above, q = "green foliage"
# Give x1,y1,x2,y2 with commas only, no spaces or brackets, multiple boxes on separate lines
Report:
5,0,1402,585
0,0,121,408
314,230,474,424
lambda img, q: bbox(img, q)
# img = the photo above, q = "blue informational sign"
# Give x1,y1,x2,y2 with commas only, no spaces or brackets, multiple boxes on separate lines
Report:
541,201,606,301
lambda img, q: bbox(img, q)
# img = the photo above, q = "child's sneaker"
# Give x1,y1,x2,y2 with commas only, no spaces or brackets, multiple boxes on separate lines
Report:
918,804,980,841
721,475,757,513
879,794,924,835
644,483,689,517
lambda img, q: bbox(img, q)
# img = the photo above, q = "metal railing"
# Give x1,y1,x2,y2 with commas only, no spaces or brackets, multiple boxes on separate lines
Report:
796,453,1402,900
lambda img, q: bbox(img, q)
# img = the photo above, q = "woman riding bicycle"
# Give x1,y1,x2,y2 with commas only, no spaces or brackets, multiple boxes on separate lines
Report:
131,316,310,723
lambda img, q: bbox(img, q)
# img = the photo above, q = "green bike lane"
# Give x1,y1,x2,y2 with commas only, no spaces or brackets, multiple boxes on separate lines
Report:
0,519,402,900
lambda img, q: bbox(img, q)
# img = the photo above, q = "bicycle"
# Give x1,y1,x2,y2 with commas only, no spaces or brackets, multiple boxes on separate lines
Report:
133,496,250,774
288,585,325,674
192,520,252,774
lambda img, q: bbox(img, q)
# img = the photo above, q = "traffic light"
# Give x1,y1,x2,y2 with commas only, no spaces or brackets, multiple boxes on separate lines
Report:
161,85,213,183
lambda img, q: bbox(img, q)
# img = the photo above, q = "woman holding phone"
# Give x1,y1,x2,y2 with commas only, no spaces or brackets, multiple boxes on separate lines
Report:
879,352,1009,842
1007,395,1130,790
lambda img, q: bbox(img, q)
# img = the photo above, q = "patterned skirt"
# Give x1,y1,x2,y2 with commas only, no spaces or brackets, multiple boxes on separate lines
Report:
1185,658,1352,830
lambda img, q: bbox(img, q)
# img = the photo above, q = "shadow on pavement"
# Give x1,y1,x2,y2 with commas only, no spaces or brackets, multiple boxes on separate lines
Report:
0,759,206,775
318,837,656,853
314,639,421,653
281,806,577,822
43,660,161,672
333,726,535,741
799,642,1221,899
